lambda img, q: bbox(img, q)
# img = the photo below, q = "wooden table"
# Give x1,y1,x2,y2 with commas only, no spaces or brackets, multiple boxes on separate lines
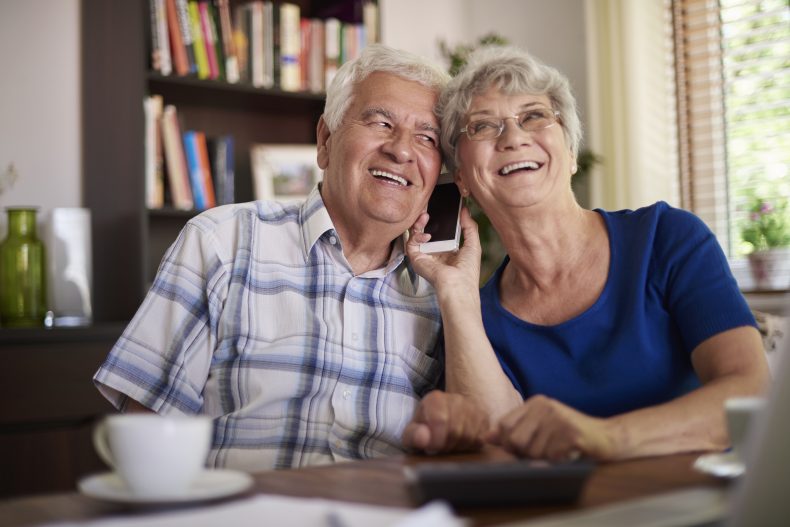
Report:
0,448,727,526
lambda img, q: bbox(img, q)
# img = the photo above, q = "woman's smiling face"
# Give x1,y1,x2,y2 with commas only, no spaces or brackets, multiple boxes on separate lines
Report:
454,88,575,214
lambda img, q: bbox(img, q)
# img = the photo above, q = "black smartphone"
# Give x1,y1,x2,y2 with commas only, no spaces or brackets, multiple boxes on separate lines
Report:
405,459,595,507
420,173,462,253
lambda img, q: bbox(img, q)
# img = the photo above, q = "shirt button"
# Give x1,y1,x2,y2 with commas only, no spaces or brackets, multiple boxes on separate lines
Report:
351,332,359,341
329,235,337,245
343,389,351,399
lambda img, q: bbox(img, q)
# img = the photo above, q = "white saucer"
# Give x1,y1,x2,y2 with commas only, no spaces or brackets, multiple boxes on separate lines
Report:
78,469,253,504
693,452,745,479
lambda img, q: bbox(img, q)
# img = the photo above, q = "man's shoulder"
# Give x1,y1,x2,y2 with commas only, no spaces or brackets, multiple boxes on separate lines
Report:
187,200,304,233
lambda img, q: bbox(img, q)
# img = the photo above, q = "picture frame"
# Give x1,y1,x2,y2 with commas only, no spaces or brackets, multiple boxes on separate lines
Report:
251,144,322,202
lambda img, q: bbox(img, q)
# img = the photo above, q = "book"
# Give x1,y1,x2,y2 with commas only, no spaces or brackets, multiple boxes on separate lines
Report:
279,3,301,92
208,135,235,205
197,0,220,79
299,18,310,92
206,1,226,80
165,0,189,75
149,0,172,75
187,0,210,79
215,0,239,83
175,0,198,74
362,2,379,45
195,132,217,208
182,131,208,209
262,1,275,88
307,18,325,93
143,95,165,209
250,1,265,87
324,18,340,89
233,3,250,83
161,106,194,210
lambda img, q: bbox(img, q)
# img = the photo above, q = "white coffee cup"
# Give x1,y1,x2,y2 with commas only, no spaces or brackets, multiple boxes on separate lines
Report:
93,414,212,499
725,397,767,461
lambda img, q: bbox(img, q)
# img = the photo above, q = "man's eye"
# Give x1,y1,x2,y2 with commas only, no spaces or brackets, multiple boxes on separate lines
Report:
370,121,392,129
416,134,437,146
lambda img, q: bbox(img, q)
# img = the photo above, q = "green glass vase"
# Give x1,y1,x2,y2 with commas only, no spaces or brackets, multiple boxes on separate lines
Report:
0,207,47,327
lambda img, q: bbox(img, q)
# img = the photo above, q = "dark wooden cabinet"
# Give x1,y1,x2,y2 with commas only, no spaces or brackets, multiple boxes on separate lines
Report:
0,325,123,497
81,0,375,322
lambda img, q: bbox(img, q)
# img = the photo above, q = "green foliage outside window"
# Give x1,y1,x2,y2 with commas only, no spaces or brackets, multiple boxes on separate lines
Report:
740,194,790,252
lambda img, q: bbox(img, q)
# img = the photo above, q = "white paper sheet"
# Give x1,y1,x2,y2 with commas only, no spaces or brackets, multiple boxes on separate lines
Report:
44,495,465,527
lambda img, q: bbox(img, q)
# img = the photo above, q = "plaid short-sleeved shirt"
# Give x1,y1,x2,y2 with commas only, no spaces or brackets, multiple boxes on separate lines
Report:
94,187,442,471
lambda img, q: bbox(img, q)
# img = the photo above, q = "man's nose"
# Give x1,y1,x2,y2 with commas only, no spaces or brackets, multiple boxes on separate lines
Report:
381,130,414,163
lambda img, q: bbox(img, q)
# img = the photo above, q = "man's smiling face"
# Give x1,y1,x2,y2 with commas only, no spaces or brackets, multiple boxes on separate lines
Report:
317,72,442,236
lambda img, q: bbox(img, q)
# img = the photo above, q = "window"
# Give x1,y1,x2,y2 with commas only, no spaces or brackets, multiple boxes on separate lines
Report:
671,0,789,256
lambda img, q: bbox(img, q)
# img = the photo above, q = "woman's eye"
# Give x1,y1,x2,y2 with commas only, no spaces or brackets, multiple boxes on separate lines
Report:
370,121,392,130
471,121,498,133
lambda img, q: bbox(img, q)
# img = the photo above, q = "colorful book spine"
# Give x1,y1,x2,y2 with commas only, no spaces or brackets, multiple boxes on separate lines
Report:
182,131,208,210
161,106,194,210
187,0,210,79
215,0,239,83
308,19,325,93
250,2,265,87
143,95,165,209
198,0,219,79
195,132,217,208
175,0,198,74
207,1,226,80
165,0,189,75
324,18,340,89
279,3,301,92
149,0,173,75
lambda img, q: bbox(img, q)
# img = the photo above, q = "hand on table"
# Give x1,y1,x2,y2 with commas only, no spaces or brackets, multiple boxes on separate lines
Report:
402,391,490,454
486,395,618,462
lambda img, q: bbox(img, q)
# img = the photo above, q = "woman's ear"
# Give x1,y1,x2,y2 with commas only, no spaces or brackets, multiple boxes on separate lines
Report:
316,115,331,170
453,169,470,197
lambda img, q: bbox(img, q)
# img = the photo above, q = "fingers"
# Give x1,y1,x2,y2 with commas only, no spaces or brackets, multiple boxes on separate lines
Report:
404,391,488,455
458,206,481,252
402,422,432,451
490,396,590,461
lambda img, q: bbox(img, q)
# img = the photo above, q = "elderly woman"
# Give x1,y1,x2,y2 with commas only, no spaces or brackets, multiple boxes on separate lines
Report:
403,46,769,461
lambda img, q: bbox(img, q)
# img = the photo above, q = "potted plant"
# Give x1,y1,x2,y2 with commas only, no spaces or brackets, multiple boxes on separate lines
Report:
741,194,790,290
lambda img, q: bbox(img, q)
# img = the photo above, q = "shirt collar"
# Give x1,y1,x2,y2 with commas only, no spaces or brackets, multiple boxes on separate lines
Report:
299,185,407,274
300,185,335,260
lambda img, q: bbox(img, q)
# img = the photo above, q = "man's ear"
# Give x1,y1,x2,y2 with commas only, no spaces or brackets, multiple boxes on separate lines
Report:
316,115,331,170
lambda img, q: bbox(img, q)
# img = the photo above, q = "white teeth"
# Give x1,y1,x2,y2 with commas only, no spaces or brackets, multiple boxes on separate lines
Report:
500,161,540,175
371,170,408,186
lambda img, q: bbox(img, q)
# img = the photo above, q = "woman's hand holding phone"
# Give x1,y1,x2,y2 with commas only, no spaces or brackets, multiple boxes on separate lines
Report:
406,206,482,296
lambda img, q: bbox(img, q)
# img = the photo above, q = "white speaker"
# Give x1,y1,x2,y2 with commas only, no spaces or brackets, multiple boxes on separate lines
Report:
46,208,92,326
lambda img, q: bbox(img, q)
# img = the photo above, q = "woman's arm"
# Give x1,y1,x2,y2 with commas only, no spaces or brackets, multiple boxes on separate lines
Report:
407,208,523,419
490,325,770,461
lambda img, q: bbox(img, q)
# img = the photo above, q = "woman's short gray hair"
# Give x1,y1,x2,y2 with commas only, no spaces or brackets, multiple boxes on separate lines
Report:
439,46,582,172
323,44,451,132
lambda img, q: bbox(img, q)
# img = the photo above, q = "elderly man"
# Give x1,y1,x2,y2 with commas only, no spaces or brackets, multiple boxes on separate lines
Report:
94,45,450,471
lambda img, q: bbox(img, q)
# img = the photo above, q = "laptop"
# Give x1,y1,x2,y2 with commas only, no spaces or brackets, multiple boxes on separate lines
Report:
496,332,790,527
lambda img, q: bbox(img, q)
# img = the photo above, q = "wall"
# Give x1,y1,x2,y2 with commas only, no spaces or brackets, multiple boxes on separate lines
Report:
382,0,589,142
0,0,81,233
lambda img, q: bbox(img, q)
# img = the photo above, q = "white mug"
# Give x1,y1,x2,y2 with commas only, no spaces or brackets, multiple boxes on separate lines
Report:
725,397,766,461
93,414,212,499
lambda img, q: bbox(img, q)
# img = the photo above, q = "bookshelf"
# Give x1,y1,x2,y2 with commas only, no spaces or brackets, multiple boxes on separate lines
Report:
82,0,375,322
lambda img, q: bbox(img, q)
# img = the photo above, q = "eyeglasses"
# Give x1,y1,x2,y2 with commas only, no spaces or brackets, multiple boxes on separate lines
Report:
458,107,561,141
